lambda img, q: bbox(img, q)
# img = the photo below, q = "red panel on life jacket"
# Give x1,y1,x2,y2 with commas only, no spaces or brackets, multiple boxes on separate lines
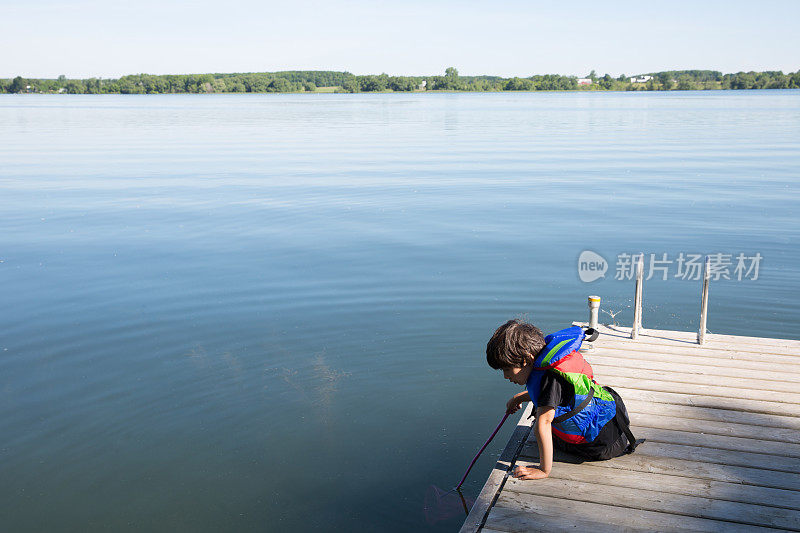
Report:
552,425,588,444
548,350,594,380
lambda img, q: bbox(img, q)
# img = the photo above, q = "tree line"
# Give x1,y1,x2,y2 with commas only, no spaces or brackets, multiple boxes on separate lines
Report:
3,68,799,94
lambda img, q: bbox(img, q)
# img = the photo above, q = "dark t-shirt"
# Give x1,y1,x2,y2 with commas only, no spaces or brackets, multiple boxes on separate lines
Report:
537,371,575,409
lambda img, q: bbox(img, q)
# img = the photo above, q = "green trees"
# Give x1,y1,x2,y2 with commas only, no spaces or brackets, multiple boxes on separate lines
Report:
598,74,615,90
675,75,698,90
725,72,757,89
444,67,459,89
65,80,86,93
387,76,418,91
504,77,533,90
266,77,292,92
358,74,389,92
426,67,465,90
340,75,360,93
658,73,674,90
3,68,799,94
243,75,271,92
10,76,27,93
226,79,246,92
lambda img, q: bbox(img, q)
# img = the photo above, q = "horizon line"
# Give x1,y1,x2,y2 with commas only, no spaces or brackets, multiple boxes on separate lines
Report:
4,67,799,81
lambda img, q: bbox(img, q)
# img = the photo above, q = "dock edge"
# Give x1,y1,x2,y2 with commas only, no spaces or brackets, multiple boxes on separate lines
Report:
459,403,534,533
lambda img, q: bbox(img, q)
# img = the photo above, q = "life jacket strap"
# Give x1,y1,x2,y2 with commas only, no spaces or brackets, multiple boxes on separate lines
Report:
552,388,594,424
604,385,645,454
616,414,643,454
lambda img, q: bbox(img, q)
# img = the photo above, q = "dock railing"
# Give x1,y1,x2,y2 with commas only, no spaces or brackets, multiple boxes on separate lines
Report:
630,253,644,340
698,255,711,345
592,254,712,345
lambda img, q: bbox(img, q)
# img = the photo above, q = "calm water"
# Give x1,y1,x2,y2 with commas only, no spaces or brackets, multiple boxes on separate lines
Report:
1,91,799,531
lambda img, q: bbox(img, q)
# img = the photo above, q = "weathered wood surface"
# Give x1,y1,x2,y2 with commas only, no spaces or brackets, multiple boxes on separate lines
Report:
461,324,800,532
583,323,800,353
611,386,799,417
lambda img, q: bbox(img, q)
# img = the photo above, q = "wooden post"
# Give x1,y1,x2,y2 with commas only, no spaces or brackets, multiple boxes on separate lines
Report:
588,295,601,329
698,255,711,345
631,254,644,339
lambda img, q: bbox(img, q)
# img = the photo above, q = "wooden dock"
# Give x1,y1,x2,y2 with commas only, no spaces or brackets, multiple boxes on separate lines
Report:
461,323,800,532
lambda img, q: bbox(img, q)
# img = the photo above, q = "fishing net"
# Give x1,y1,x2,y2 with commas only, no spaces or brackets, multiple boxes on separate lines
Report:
423,412,507,524
423,485,473,525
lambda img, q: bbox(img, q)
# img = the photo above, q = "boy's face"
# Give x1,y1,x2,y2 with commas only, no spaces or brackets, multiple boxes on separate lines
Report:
502,364,533,386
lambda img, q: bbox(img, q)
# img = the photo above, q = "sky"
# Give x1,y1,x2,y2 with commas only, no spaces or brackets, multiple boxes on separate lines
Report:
2,0,799,79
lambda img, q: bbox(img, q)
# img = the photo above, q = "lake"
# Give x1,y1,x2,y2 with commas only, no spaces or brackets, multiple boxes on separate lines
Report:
1,90,799,531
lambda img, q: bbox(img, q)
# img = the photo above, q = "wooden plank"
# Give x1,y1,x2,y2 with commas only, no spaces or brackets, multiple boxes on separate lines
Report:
588,353,800,383
592,340,800,366
585,321,773,342
503,476,800,530
572,324,800,359
511,457,800,511
630,425,800,458
522,438,798,473
593,364,800,394
520,441,800,491
585,345,800,373
698,331,800,350
616,387,800,417
603,376,800,408
626,410,800,443
576,322,800,353
596,334,800,357
459,404,533,533
623,399,800,430
486,492,779,533
616,440,798,473
485,498,653,533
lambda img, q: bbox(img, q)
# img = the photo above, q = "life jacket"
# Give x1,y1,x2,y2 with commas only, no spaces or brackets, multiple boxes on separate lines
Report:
525,326,618,445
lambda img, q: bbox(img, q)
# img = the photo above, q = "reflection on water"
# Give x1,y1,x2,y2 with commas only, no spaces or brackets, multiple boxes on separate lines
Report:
0,91,799,531
424,486,473,525
311,352,351,413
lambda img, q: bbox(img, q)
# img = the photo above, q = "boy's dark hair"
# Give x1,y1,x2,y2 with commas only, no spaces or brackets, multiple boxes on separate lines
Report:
486,319,546,369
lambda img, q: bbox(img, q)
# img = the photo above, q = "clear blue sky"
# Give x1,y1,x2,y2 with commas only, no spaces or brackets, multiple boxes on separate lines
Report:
2,0,798,78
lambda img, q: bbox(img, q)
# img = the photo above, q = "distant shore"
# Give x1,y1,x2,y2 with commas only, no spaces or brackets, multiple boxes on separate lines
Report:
3,68,799,94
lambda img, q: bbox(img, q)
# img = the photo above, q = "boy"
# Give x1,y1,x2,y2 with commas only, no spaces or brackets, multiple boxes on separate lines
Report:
486,319,639,480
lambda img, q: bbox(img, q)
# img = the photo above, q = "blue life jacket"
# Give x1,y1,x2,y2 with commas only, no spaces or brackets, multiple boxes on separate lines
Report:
525,326,617,444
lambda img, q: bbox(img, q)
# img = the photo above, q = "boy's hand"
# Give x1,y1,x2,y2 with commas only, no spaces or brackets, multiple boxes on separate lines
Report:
512,465,549,480
505,396,523,414
505,391,530,415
